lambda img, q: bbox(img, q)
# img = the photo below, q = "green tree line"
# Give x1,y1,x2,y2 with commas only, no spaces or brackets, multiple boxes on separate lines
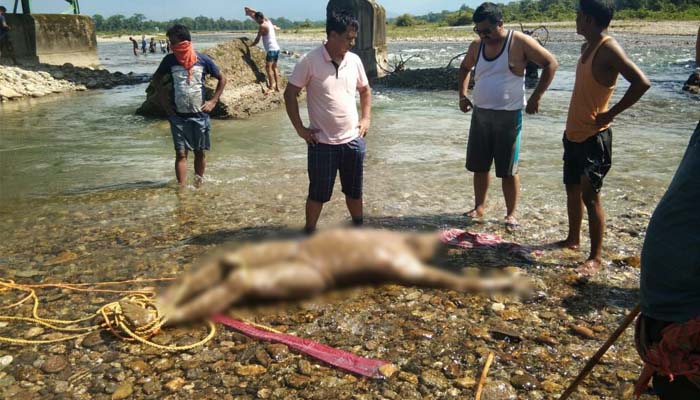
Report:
92,14,324,33
392,0,700,26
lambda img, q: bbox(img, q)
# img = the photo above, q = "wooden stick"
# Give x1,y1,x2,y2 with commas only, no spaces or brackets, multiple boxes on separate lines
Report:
475,352,495,400
558,304,641,400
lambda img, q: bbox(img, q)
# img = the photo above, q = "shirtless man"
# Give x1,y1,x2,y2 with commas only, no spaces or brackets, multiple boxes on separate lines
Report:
458,2,558,229
158,229,518,325
556,0,650,276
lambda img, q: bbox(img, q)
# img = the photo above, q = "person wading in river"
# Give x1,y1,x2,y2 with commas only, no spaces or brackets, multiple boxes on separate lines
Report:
458,2,558,230
555,0,650,276
284,10,372,235
635,120,700,399
151,24,227,187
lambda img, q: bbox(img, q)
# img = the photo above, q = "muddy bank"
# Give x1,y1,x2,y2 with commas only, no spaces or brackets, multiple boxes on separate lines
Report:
0,64,147,102
136,38,288,120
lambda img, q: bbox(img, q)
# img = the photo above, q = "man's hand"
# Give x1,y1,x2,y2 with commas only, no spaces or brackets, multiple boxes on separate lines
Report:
358,117,371,137
459,97,473,113
526,95,541,114
595,110,615,127
201,99,218,113
297,126,319,145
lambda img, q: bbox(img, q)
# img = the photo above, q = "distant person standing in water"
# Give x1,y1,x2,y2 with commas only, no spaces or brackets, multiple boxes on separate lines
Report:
129,37,138,56
141,35,147,54
0,6,18,65
149,37,157,53
555,0,650,276
151,24,227,187
248,9,282,92
458,2,558,230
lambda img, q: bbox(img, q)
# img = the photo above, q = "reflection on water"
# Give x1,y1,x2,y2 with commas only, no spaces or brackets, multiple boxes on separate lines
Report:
0,31,698,261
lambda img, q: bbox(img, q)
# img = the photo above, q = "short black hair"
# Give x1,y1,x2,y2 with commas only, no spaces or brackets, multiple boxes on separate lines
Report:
0,6,6,12
579,0,614,28
326,10,359,36
473,2,503,25
166,24,191,42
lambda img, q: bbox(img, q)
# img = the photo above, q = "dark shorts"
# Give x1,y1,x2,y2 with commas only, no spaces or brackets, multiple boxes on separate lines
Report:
563,128,612,192
635,315,700,398
466,107,522,178
308,137,366,203
266,50,280,63
169,114,211,152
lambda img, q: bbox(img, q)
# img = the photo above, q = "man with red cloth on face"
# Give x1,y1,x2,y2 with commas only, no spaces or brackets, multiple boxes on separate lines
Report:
152,24,227,187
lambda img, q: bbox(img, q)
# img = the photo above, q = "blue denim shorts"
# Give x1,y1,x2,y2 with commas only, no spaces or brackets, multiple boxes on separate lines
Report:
169,114,211,152
266,50,280,63
307,137,366,203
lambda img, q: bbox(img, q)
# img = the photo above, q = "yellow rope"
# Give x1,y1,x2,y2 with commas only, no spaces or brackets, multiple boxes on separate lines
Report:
0,278,216,352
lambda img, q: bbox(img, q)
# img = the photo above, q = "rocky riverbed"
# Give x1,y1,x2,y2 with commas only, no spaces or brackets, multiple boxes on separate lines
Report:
0,64,148,102
0,195,659,400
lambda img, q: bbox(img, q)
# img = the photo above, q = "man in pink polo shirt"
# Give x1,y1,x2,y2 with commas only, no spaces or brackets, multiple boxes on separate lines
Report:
284,10,372,234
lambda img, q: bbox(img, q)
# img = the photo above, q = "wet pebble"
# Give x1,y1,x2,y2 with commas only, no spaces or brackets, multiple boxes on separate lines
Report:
419,369,449,390
41,355,69,374
0,355,13,371
142,380,161,395
235,364,267,376
266,344,289,360
455,375,476,389
81,331,104,348
285,373,312,389
255,347,272,368
164,377,185,392
111,382,133,400
126,360,150,375
511,373,541,390
572,325,597,340
481,380,518,400
24,327,44,339
298,359,313,376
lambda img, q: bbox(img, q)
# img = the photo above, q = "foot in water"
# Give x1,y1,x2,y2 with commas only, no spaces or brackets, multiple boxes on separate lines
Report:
575,258,604,277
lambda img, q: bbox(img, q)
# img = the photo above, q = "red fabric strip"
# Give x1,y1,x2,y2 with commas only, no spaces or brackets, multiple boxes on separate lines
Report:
212,314,390,379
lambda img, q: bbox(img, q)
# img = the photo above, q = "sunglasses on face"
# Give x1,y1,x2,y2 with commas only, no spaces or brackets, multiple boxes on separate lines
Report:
473,26,494,36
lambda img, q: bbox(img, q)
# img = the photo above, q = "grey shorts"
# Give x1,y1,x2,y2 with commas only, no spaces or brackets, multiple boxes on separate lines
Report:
466,107,522,178
169,114,211,152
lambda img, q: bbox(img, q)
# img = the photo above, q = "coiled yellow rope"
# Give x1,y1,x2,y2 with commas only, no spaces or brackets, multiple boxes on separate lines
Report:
0,278,216,351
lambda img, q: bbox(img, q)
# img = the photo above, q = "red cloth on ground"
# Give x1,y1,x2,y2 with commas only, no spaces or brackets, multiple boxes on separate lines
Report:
635,317,700,397
171,40,197,83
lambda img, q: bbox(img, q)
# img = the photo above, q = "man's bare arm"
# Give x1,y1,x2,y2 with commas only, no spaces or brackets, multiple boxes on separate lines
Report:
284,84,318,144
251,26,265,47
596,40,651,126
358,85,372,137
521,33,559,113
458,40,479,113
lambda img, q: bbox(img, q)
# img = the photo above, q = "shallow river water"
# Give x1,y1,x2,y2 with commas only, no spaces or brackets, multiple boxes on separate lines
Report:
0,30,698,399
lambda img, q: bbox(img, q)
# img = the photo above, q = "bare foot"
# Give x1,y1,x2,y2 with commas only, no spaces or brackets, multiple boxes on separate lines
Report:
575,258,604,277
274,87,280,92
463,208,485,219
549,239,580,250
505,215,519,231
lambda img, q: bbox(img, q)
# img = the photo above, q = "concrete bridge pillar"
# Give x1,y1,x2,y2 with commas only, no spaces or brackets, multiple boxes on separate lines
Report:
327,0,389,78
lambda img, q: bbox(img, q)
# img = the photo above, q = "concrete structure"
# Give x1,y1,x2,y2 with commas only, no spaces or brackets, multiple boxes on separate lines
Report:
2,14,97,67
327,0,388,78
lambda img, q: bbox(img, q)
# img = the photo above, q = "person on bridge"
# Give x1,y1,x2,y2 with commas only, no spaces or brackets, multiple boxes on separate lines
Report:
458,2,558,230
151,24,227,187
248,9,282,93
0,6,18,65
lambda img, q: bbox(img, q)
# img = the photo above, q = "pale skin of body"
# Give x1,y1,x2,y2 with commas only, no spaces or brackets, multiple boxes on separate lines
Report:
458,19,558,228
284,26,372,233
152,34,227,187
157,229,518,325
555,9,650,276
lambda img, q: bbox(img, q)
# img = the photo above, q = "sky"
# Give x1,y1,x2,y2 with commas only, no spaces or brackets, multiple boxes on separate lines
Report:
23,1,488,21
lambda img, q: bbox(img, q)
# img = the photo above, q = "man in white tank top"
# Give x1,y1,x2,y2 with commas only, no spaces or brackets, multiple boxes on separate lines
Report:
458,2,558,230
249,9,282,92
